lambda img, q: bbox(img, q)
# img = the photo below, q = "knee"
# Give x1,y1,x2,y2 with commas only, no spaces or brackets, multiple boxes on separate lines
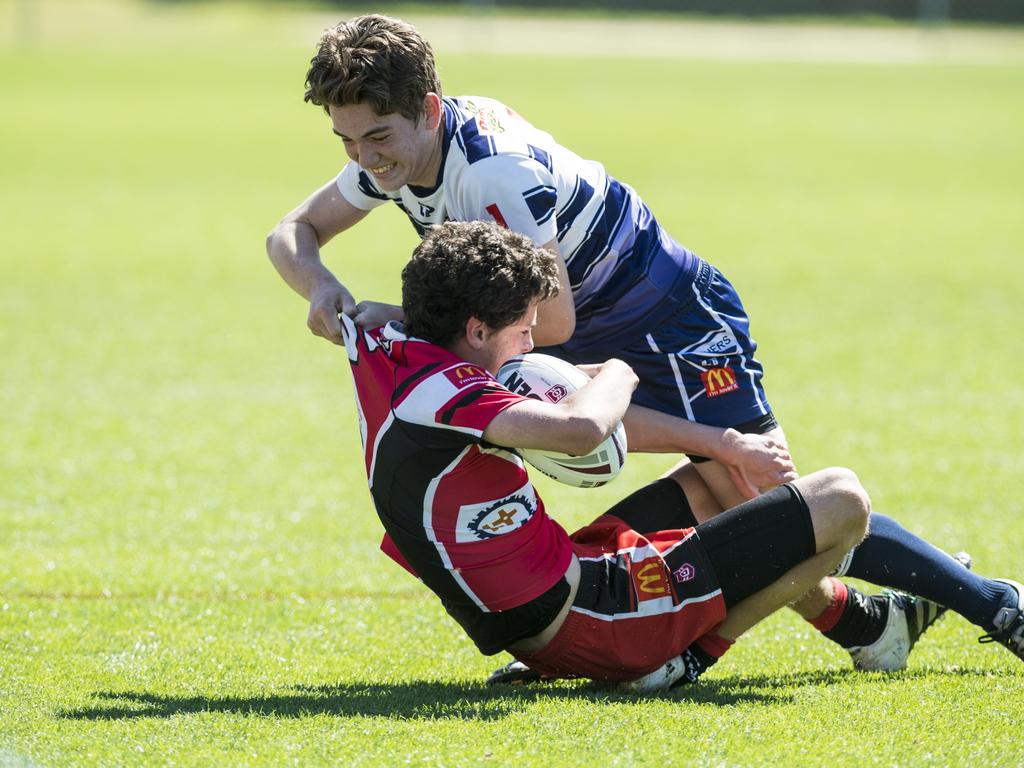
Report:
819,467,871,545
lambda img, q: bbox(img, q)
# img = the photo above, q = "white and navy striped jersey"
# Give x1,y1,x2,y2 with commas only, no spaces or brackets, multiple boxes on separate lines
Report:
336,96,700,354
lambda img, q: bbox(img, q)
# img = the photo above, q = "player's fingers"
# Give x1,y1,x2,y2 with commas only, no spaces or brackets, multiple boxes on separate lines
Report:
727,465,759,501
309,308,345,346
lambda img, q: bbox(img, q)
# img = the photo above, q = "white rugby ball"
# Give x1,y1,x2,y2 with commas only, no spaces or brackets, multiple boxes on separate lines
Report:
497,353,627,488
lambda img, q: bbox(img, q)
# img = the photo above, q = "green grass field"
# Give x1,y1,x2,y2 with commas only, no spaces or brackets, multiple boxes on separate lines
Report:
2,1,1023,765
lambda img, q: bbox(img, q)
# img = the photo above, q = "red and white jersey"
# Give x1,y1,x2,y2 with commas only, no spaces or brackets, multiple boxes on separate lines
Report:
340,316,573,644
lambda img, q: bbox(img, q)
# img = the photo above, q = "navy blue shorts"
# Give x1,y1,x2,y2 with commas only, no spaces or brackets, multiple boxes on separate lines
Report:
541,259,777,451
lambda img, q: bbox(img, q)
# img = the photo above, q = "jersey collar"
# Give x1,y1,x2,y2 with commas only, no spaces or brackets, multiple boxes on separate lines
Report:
407,97,457,199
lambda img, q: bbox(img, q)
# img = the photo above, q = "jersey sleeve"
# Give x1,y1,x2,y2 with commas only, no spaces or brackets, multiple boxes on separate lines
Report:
335,161,398,211
380,533,421,578
394,363,527,440
456,155,559,246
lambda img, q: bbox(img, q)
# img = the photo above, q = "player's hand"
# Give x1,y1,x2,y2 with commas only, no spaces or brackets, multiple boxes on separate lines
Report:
717,429,798,500
353,301,405,330
577,360,638,388
307,282,356,345
589,359,639,392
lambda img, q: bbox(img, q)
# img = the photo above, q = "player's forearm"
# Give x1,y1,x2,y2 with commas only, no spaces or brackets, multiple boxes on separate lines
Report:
558,362,636,453
266,220,344,301
622,404,731,458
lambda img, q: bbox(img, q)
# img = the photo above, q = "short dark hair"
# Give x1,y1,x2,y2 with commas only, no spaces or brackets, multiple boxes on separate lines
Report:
304,14,441,121
402,222,560,346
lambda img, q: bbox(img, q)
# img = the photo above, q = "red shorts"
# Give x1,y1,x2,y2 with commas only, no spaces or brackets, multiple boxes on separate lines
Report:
512,514,726,682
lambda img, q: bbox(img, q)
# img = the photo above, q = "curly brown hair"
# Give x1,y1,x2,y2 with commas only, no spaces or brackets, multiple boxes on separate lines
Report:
304,15,441,122
402,222,560,346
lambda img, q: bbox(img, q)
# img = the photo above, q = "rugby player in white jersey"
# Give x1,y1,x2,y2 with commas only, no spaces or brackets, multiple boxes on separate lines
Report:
266,15,1024,680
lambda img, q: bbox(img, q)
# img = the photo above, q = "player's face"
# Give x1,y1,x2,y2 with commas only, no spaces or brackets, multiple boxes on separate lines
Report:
329,99,442,191
480,305,538,374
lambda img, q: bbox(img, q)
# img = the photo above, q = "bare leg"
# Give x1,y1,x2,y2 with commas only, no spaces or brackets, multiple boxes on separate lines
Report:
671,466,870,640
668,433,841,622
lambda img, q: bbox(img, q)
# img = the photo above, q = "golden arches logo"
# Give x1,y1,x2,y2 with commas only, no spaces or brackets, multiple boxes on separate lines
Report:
454,365,484,380
701,366,739,398
636,562,667,595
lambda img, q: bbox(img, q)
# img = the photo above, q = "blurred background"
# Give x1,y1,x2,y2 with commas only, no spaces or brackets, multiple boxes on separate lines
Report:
1,1,1022,763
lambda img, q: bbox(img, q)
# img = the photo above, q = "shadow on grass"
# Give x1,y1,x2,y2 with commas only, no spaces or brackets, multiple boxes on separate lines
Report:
58,666,998,721
60,676,778,721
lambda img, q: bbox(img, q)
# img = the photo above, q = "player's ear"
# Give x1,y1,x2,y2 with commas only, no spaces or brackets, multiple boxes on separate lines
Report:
422,92,443,130
465,316,488,349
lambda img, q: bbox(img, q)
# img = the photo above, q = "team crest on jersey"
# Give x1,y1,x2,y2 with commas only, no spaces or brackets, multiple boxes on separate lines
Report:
701,366,739,398
472,106,506,136
444,364,490,388
457,488,537,542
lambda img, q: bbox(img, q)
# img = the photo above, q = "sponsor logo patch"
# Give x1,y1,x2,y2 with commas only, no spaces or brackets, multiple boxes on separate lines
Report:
701,366,739,398
673,562,696,583
632,557,669,599
444,364,490,388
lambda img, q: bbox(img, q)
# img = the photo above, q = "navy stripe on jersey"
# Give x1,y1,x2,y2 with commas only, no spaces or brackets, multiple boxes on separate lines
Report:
568,180,631,290
555,176,596,245
527,144,553,173
358,170,391,201
456,117,499,166
523,185,557,227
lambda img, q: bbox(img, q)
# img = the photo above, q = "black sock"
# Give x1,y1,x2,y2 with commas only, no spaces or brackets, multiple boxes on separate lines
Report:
669,645,719,688
822,586,890,649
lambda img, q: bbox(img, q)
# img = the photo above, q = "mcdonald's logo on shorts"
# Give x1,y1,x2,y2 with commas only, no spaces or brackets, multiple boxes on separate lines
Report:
632,558,669,600
444,364,490,388
700,366,739,398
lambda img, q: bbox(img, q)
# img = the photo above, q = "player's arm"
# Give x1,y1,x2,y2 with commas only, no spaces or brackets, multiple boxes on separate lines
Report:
266,180,369,345
483,359,637,456
532,239,576,347
622,404,796,499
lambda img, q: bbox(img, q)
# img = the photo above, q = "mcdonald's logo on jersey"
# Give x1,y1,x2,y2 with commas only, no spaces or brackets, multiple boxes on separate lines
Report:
444,364,490,388
632,559,669,599
700,366,739,398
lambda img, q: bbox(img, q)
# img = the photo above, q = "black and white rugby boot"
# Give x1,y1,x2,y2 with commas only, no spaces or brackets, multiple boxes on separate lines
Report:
979,579,1024,663
485,660,545,686
848,551,973,672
